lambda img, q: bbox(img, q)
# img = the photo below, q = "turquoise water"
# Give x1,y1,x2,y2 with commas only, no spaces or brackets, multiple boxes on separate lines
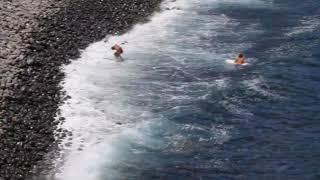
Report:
56,0,320,179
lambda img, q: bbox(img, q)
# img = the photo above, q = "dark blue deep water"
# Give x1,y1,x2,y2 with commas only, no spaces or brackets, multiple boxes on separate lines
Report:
57,0,320,179
136,1,320,179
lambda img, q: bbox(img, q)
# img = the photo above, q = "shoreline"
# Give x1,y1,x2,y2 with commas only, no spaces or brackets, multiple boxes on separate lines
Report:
0,0,162,179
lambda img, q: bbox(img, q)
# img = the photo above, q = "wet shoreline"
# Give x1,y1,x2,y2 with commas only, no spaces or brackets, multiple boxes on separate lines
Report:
0,0,162,179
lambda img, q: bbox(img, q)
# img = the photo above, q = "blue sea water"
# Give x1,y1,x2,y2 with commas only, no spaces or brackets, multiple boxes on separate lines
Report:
55,0,320,179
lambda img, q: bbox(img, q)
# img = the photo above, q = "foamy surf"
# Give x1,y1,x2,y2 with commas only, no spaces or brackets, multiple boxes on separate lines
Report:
52,0,270,179
53,1,191,179
46,0,320,179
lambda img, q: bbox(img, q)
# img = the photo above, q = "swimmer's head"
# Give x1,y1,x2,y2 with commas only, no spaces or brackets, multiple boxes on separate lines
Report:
238,53,244,58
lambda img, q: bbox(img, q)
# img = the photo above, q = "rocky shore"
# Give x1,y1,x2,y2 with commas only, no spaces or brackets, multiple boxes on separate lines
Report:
0,0,162,179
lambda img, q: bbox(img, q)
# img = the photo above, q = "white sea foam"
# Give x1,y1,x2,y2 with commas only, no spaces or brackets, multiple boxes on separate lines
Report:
286,15,320,37
243,77,283,99
53,0,269,179
54,1,191,179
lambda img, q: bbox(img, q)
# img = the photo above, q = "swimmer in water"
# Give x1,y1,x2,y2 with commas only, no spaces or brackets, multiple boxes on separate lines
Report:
111,44,123,59
234,53,245,65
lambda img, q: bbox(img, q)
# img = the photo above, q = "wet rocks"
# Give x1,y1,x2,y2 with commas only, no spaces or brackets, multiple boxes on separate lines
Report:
0,0,162,179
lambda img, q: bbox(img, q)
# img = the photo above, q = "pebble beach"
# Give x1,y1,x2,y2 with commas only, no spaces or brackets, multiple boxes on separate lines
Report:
0,0,162,179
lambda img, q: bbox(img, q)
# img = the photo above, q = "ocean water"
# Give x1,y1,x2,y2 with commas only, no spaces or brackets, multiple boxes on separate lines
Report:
54,0,320,179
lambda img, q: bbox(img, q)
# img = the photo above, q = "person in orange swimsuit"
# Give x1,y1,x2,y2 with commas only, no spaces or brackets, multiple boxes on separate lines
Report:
111,44,123,58
234,53,245,65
